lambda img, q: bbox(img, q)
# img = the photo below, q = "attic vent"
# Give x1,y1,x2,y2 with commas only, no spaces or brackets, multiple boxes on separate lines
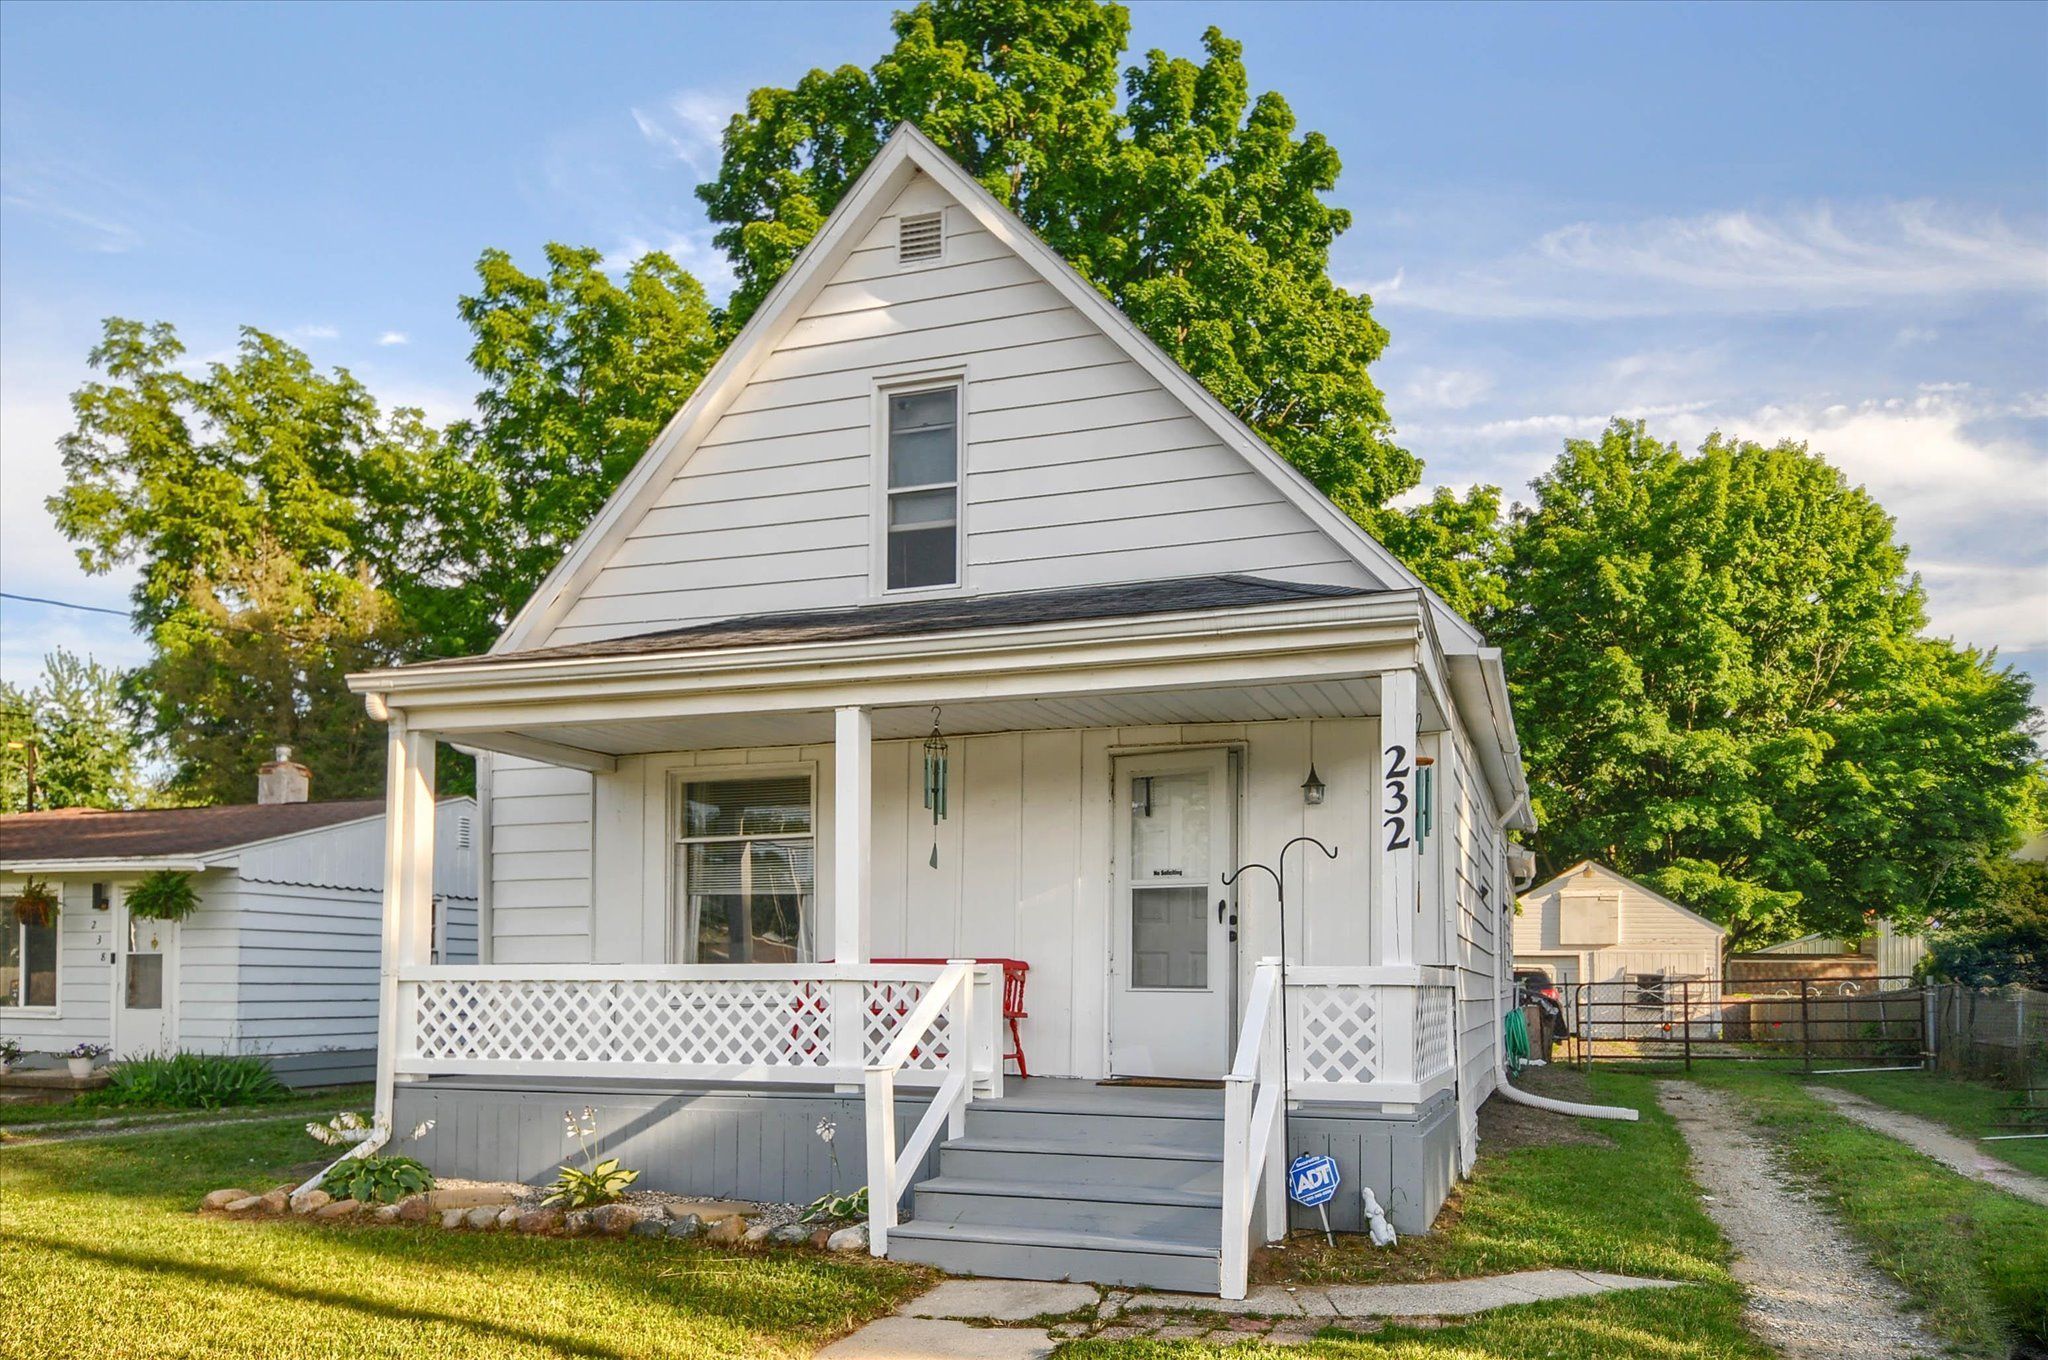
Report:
898,211,943,264
457,816,472,850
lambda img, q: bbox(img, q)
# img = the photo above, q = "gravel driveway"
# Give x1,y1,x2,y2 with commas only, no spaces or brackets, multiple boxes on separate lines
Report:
1657,1081,1945,1360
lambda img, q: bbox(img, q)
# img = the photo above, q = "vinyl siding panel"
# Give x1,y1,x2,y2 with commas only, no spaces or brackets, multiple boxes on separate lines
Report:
541,172,1372,649
487,756,593,963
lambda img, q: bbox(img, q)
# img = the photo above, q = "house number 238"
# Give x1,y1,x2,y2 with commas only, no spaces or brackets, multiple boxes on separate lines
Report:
1383,743,1413,851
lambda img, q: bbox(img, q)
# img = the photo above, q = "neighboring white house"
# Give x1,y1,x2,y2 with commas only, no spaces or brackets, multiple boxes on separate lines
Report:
0,752,475,1087
344,123,1534,1297
1515,861,1726,1038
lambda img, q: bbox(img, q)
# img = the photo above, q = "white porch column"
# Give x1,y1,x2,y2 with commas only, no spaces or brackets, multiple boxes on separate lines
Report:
1376,669,1419,968
373,715,435,1131
831,706,872,1085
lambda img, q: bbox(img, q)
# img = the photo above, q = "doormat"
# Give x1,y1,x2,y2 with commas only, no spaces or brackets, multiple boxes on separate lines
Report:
1096,1077,1225,1090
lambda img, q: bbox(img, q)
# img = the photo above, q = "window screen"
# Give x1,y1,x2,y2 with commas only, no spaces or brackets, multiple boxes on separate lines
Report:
885,387,959,590
676,776,816,964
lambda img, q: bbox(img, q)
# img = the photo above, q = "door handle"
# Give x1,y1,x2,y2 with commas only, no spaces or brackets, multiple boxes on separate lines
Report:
1217,898,1226,922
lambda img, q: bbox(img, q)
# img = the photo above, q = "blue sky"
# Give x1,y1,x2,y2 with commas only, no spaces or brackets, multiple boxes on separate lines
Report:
3,1,2045,704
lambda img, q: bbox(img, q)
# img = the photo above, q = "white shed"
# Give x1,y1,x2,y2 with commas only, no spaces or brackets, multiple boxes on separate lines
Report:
1,790,475,1086
1514,861,1726,1037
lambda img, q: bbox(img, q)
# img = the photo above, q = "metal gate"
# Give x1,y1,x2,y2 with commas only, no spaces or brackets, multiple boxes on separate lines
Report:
1555,974,1928,1070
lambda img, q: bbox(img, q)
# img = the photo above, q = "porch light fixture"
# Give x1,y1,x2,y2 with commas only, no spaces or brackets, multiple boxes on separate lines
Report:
1300,765,1326,806
922,708,950,868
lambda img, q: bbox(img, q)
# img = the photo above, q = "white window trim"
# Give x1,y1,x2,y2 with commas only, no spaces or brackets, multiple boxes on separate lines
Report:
0,884,63,1017
870,368,969,599
666,760,820,965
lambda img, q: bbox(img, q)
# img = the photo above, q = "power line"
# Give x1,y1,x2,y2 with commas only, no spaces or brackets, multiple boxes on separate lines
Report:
0,591,131,618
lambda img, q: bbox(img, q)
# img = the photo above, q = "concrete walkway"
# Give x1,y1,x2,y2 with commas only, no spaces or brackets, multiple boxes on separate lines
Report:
818,1269,1692,1356
1811,1085,2048,1208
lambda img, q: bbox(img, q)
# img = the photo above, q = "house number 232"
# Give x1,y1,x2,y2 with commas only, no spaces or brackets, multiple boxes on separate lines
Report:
1383,744,1413,851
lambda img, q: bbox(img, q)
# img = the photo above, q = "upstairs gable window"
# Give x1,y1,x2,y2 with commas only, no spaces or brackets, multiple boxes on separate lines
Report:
884,385,960,591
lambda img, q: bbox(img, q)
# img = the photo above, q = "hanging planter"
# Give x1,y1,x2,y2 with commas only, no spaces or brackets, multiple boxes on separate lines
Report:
12,880,59,929
922,708,949,869
126,869,200,923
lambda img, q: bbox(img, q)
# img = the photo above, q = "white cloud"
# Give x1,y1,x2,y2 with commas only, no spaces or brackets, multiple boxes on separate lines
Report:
378,331,410,346
0,188,141,253
1400,367,1493,410
291,324,339,341
1373,200,2048,319
631,90,735,177
599,229,736,298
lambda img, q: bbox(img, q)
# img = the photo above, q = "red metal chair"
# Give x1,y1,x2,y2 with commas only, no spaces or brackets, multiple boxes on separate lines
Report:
872,957,1030,1079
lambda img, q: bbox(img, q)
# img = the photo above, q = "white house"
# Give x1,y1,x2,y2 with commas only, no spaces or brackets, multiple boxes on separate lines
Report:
346,124,1534,1297
1,752,475,1087
1514,861,1725,1039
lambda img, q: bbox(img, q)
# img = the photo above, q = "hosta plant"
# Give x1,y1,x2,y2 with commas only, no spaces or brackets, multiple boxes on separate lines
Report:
321,1154,434,1206
799,1186,869,1223
541,1107,640,1208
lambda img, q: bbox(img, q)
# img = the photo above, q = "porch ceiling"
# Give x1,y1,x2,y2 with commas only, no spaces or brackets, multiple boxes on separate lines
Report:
460,676,1386,758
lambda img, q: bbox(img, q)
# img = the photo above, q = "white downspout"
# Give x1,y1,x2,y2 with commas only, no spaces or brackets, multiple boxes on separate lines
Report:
1492,809,1637,1123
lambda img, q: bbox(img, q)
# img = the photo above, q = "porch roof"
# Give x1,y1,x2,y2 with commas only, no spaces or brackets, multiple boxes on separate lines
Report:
412,575,1381,670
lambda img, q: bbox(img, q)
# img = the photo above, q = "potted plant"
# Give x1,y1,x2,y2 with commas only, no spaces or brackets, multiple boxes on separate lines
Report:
125,870,199,923
12,880,59,930
0,1038,22,1074
65,1042,108,1080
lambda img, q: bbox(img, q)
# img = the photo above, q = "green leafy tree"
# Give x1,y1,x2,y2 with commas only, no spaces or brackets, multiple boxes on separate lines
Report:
0,649,149,812
449,244,720,632
1490,421,2038,948
698,0,1492,602
49,320,475,803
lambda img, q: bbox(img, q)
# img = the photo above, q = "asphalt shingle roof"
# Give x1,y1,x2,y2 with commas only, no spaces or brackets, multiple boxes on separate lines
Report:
415,574,1382,670
0,800,383,865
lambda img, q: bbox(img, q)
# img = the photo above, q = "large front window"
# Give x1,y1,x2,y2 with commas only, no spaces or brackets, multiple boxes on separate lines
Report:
883,385,959,590
1,899,58,1009
675,775,815,963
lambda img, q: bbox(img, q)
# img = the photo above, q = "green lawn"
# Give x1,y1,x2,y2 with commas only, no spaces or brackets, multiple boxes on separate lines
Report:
1696,1064,2048,1357
0,1114,928,1359
0,1083,376,1133
1083,1069,1764,1358
1810,1066,2048,1178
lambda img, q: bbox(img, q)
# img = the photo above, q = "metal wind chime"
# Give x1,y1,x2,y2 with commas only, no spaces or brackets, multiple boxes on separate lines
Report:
922,708,950,868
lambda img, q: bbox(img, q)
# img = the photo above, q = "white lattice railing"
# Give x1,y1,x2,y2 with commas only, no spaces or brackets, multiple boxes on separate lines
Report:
395,963,1002,1088
865,960,979,1256
1286,965,1460,1103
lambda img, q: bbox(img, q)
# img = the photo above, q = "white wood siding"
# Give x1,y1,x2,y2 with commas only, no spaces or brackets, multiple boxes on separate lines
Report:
543,173,1374,647
487,756,595,963
0,877,114,1051
1514,866,1724,985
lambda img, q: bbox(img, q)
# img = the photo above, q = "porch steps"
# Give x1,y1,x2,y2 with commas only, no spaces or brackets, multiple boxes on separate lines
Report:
885,1083,1225,1292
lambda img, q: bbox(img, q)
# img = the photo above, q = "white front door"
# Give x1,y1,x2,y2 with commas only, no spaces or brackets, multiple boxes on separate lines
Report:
1109,750,1234,1078
113,891,177,1058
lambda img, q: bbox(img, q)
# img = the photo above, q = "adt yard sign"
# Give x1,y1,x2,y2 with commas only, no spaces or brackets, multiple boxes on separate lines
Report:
1288,1153,1340,1207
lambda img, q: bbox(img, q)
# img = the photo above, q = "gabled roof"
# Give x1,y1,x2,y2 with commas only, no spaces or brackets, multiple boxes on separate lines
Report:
0,800,383,868
1520,859,1728,938
419,575,1380,669
494,121,1480,656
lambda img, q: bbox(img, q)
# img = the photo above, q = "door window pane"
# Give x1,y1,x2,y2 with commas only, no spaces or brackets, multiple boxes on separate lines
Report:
1129,773,1211,881
125,954,164,1010
1131,886,1207,989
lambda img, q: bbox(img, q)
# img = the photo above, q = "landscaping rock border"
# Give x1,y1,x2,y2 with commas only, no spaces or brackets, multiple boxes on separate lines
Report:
199,1184,870,1253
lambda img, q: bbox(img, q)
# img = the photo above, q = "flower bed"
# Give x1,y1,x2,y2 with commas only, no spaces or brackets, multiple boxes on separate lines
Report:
197,1180,870,1252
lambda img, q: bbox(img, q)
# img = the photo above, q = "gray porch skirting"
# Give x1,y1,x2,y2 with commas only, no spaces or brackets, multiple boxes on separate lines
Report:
1286,1089,1459,1236
394,1076,937,1205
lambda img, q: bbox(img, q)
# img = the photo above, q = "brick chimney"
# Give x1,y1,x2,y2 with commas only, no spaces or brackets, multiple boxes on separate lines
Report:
257,746,311,804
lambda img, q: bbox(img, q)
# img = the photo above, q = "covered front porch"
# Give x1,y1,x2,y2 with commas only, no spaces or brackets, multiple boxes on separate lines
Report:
352,580,1486,1295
